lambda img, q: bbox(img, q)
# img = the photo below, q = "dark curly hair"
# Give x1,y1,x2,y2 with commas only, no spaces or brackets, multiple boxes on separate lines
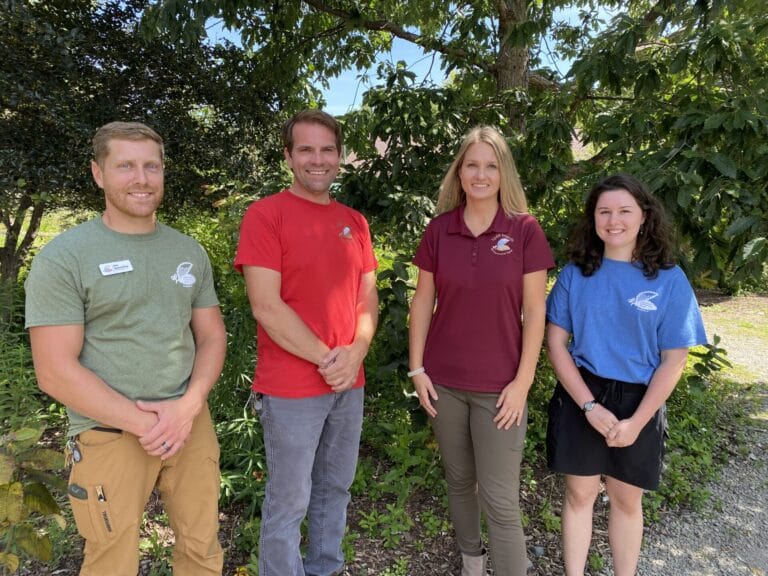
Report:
570,173,675,278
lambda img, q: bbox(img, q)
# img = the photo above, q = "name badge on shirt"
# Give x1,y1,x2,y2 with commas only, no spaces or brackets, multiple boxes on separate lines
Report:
99,260,133,276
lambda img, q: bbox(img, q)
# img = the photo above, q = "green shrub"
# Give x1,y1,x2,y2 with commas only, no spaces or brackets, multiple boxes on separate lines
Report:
0,332,46,433
0,427,66,572
217,410,265,518
646,341,746,518
0,281,48,433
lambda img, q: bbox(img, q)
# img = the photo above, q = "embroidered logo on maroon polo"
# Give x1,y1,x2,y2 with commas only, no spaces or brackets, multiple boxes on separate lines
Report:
491,234,514,255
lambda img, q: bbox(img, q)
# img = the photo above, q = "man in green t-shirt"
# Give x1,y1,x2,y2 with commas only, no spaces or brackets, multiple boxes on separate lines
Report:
25,121,226,575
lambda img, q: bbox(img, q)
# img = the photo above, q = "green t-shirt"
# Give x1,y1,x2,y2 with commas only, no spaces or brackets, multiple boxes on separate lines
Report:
24,218,220,436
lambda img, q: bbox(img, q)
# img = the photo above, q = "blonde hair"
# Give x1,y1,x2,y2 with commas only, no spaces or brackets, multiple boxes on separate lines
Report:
436,126,528,216
92,121,164,166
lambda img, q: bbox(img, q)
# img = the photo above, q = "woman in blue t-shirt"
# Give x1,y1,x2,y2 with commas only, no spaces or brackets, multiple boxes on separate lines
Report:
546,173,707,576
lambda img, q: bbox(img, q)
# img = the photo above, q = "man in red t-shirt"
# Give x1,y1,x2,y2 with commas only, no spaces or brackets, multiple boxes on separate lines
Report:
235,109,378,576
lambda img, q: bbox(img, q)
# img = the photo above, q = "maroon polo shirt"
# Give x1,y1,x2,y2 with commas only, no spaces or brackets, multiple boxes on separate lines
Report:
413,205,554,393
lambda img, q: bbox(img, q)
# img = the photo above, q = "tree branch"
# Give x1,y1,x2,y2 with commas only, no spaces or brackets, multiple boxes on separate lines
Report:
16,201,45,262
301,0,560,91
565,145,612,179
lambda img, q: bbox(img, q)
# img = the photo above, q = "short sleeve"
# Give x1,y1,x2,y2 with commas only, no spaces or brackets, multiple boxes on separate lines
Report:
658,269,708,350
546,264,575,333
25,254,85,328
522,216,555,274
413,220,438,272
234,202,282,273
192,245,220,309
358,215,378,273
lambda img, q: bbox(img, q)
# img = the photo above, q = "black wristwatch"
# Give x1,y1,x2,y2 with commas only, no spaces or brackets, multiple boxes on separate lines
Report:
582,400,597,413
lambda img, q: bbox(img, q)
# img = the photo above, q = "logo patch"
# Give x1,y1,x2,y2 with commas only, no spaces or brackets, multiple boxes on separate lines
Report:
171,262,196,287
628,291,658,311
491,234,514,255
339,225,353,239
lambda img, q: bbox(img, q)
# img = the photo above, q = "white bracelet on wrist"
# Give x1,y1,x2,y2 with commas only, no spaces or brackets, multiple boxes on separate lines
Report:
407,367,426,378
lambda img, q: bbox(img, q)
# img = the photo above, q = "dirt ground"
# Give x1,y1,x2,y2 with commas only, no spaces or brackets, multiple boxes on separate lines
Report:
695,291,768,384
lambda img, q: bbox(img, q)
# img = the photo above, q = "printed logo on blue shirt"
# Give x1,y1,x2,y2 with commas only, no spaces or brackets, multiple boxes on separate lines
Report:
628,290,658,311
171,262,196,288
491,234,514,255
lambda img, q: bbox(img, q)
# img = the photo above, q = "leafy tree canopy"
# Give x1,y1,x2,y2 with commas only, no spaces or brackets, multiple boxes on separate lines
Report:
0,0,296,285
149,0,768,287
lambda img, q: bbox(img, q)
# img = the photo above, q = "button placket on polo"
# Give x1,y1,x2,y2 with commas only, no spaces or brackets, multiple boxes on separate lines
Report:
471,237,479,266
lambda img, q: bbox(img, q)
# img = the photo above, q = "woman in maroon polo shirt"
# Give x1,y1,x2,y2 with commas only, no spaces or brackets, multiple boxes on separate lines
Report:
409,126,554,576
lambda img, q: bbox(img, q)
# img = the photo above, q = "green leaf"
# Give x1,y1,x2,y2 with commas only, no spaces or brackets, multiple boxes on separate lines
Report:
0,482,25,523
742,237,767,260
23,468,68,493
703,112,728,131
0,551,20,572
52,513,67,530
19,448,65,471
0,453,15,485
392,261,409,280
5,427,44,448
15,523,53,562
669,49,688,73
677,186,693,209
24,482,61,516
392,281,407,304
725,216,757,237
706,153,738,178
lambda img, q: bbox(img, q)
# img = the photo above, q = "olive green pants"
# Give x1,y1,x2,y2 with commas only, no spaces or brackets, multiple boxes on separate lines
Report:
431,385,528,576
68,406,222,576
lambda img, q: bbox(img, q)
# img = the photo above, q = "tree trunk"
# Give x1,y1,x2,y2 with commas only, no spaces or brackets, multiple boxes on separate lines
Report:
0,199,45,323
496,0,529,134
0,242,22,327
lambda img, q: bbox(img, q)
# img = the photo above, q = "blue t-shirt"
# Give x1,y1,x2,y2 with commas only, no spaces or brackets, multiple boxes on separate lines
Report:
546,259,707,384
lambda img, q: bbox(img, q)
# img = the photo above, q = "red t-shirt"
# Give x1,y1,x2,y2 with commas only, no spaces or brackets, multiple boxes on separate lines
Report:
413,205,554,392
235,190,378,398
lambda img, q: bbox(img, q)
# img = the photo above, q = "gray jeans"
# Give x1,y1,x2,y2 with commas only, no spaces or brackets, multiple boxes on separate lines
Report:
253,388,364,576
431,384,528,576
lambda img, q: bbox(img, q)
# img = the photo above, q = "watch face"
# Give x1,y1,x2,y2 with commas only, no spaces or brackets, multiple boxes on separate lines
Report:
583,401,596,412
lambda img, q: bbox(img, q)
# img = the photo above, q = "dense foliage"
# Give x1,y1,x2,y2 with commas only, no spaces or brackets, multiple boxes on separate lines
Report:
148,0,768,289
0,0,290,288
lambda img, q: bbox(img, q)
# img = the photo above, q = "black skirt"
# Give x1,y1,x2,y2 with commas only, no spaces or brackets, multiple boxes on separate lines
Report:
546,367,667,490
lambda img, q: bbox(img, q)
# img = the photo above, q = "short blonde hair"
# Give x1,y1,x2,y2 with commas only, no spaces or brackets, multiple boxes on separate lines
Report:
436,126,527,216
92,121,164,166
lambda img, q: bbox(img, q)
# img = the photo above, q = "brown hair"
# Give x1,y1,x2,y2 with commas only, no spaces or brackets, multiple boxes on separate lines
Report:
570,173,676,278
92,121,164,166
436,126,528,216
282,109,342,154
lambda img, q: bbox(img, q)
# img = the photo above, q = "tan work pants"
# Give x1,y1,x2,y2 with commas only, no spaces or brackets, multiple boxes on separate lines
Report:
68,406,223,575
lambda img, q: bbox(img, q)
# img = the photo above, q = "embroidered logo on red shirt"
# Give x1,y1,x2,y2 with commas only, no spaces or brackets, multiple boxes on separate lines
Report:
491,234,514,255
339,225,353,239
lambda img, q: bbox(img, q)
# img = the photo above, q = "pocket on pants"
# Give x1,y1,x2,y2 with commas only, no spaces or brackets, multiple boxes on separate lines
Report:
547,386,564,438
248,391,263,416
68,484,117,544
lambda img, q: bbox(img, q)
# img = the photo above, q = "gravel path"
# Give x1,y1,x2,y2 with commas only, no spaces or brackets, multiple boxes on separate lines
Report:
636,294,768,576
